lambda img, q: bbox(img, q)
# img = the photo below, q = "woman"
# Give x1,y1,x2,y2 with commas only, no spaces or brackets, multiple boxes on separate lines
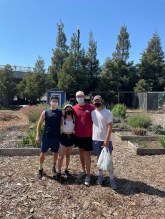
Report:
56,104,75,182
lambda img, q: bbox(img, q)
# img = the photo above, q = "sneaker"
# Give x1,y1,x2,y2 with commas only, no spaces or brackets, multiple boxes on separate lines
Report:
96,175,104,185
110,178,117,190
56,173,61,182
38,169,43,178
77,171,86,180
52,166,57,178
64,169,71,178
84,176,90,186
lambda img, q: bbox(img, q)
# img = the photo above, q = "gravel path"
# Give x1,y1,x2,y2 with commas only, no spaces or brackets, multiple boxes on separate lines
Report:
0,133,165,218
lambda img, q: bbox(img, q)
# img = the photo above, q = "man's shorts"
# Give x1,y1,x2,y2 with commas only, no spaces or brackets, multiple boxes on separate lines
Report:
75,136,93,151
92,141,113,156
60,133,74,147
41,137,60,153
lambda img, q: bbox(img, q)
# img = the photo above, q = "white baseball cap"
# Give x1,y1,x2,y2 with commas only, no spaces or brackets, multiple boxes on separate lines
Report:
76,91,84,96
64,104,73,110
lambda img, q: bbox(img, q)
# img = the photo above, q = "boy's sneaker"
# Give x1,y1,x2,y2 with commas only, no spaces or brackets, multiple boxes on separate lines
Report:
52,166,57,178
96,175,104,185
38,169,43,178
110,178,117,190
77,171,86,180
64,169,71,178
84,176,90,186
56,173,61,182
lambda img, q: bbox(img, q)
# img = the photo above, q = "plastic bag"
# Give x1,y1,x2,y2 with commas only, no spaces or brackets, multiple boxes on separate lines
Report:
97,147,112,172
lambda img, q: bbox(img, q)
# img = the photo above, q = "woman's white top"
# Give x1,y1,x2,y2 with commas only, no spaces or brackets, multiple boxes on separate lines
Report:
62,119,75,133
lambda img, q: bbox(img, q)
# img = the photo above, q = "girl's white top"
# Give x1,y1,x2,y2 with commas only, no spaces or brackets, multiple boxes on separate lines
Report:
62,119,75,133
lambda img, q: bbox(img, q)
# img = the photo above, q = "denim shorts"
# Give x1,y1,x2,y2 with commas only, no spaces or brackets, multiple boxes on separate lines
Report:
92,141,113,156
41,137,60,153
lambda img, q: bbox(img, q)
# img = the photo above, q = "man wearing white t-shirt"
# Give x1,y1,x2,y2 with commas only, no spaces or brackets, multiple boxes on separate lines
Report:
91,95,117,189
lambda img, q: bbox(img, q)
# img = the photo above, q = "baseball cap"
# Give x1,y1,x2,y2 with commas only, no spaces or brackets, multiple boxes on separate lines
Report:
76,91,84,96
64,104,73,110
93,95,103,101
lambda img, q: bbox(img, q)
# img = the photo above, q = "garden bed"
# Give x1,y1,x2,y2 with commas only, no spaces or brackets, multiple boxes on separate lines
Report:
128,141,165,155
115,132,161,141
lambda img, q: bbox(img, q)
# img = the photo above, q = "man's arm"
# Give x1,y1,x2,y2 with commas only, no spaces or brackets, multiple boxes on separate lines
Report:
104,122,113,147
36,111,45,143
60,117,63,127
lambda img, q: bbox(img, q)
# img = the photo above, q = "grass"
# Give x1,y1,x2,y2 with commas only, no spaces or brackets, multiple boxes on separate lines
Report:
143,142,148,148
157,136,165,148
120,132,124,136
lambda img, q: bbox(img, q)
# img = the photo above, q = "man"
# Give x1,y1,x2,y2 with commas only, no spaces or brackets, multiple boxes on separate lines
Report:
73,91,95,186
91,95,117,189
36,95,62,178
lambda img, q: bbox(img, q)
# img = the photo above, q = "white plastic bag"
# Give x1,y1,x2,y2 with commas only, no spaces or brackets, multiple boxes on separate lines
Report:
97,147,112,172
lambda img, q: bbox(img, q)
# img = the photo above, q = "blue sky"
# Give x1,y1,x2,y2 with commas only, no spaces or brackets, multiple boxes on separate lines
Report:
0,0,165,69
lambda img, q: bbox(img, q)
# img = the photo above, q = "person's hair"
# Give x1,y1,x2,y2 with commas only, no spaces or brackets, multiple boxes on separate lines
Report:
63,107,75,125
50,95,58,101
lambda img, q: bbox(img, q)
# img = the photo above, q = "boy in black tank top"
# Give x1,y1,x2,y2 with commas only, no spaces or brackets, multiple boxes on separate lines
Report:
36,95,63,178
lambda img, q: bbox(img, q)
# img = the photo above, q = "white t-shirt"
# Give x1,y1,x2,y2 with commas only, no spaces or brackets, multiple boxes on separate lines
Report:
91,108,113,141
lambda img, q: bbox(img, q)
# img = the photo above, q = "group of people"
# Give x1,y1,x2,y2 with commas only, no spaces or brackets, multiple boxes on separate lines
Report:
35,91,117,189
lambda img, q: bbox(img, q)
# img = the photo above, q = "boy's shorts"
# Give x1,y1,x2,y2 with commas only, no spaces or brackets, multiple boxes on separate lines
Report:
74,136,93,151
92,141,113,156
41,137,60,153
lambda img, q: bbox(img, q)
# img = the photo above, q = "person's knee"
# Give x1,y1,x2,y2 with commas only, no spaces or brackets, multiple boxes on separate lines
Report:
58,154,64,160
84,151,91,158
79,148,84,155
40,152,46,158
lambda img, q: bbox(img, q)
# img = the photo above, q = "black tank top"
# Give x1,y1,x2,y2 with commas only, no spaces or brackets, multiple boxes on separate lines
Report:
43,109,62,138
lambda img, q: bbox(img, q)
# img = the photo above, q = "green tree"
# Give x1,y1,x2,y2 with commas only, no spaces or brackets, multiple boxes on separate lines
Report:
138,30,165,91
134,79,152,92
86,31,100,92
50,20,69,84
18,57,47,103
0,64,17,105
112,24,131,62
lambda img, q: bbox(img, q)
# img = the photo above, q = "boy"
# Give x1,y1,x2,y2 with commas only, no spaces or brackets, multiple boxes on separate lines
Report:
91,95,117,189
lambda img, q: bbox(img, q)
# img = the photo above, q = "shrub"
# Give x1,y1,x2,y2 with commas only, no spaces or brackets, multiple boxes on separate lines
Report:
111,104,126,118
113,116,123,123
0,104,3,109
143,142,148,148
113,123,129,129
128,114,151,128
21,103,49,122
132,127,147,135
27,120,45,147
153,125,165,135
157,136,165,148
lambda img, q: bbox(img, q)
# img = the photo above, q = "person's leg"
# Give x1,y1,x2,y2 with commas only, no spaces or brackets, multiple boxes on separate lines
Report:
58,146,66,173
65,147,73,170
51,138,60,178
38,138,49,178
79,148,85,171
84,151,91,177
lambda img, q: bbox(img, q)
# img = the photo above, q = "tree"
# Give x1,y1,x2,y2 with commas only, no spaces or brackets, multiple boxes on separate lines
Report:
0,64,17,105
50,20,69,83
134,79,152,92
86,31,100,92
138,30,165,91
112,24,131,62
17,57,47,103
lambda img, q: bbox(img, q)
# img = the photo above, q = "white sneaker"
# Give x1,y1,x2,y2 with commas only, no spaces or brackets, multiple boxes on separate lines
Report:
77,171,86,180
84,176,90,186
96,175,104,185
110,178,117,190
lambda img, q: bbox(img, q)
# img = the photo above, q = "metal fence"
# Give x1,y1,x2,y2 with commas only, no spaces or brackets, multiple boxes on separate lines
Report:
0,65,48,73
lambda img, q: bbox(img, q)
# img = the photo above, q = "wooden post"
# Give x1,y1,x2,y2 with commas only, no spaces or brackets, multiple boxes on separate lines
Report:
118,92,120,104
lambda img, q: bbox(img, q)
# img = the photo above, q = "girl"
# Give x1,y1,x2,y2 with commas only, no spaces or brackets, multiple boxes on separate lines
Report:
56,104,75,182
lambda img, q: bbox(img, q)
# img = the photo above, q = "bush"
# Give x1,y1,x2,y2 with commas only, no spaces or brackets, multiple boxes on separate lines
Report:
111,104,126,118
113,123,129,129
113,116,123,123
157,136,165,148
27,120,45,147
0,104,3,109
132,127,147,135
128,114,151,128
21,103,49,122
153,125,165,135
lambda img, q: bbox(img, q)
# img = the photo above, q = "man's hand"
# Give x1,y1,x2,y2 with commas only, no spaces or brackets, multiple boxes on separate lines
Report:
103,140,109,148
36,135,40,144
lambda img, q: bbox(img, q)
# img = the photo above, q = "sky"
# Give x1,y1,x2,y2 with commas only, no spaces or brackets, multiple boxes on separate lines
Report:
0,0,165,69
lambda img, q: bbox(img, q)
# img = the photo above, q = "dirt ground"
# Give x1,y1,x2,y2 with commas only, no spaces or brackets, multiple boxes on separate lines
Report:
0,110,165,218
